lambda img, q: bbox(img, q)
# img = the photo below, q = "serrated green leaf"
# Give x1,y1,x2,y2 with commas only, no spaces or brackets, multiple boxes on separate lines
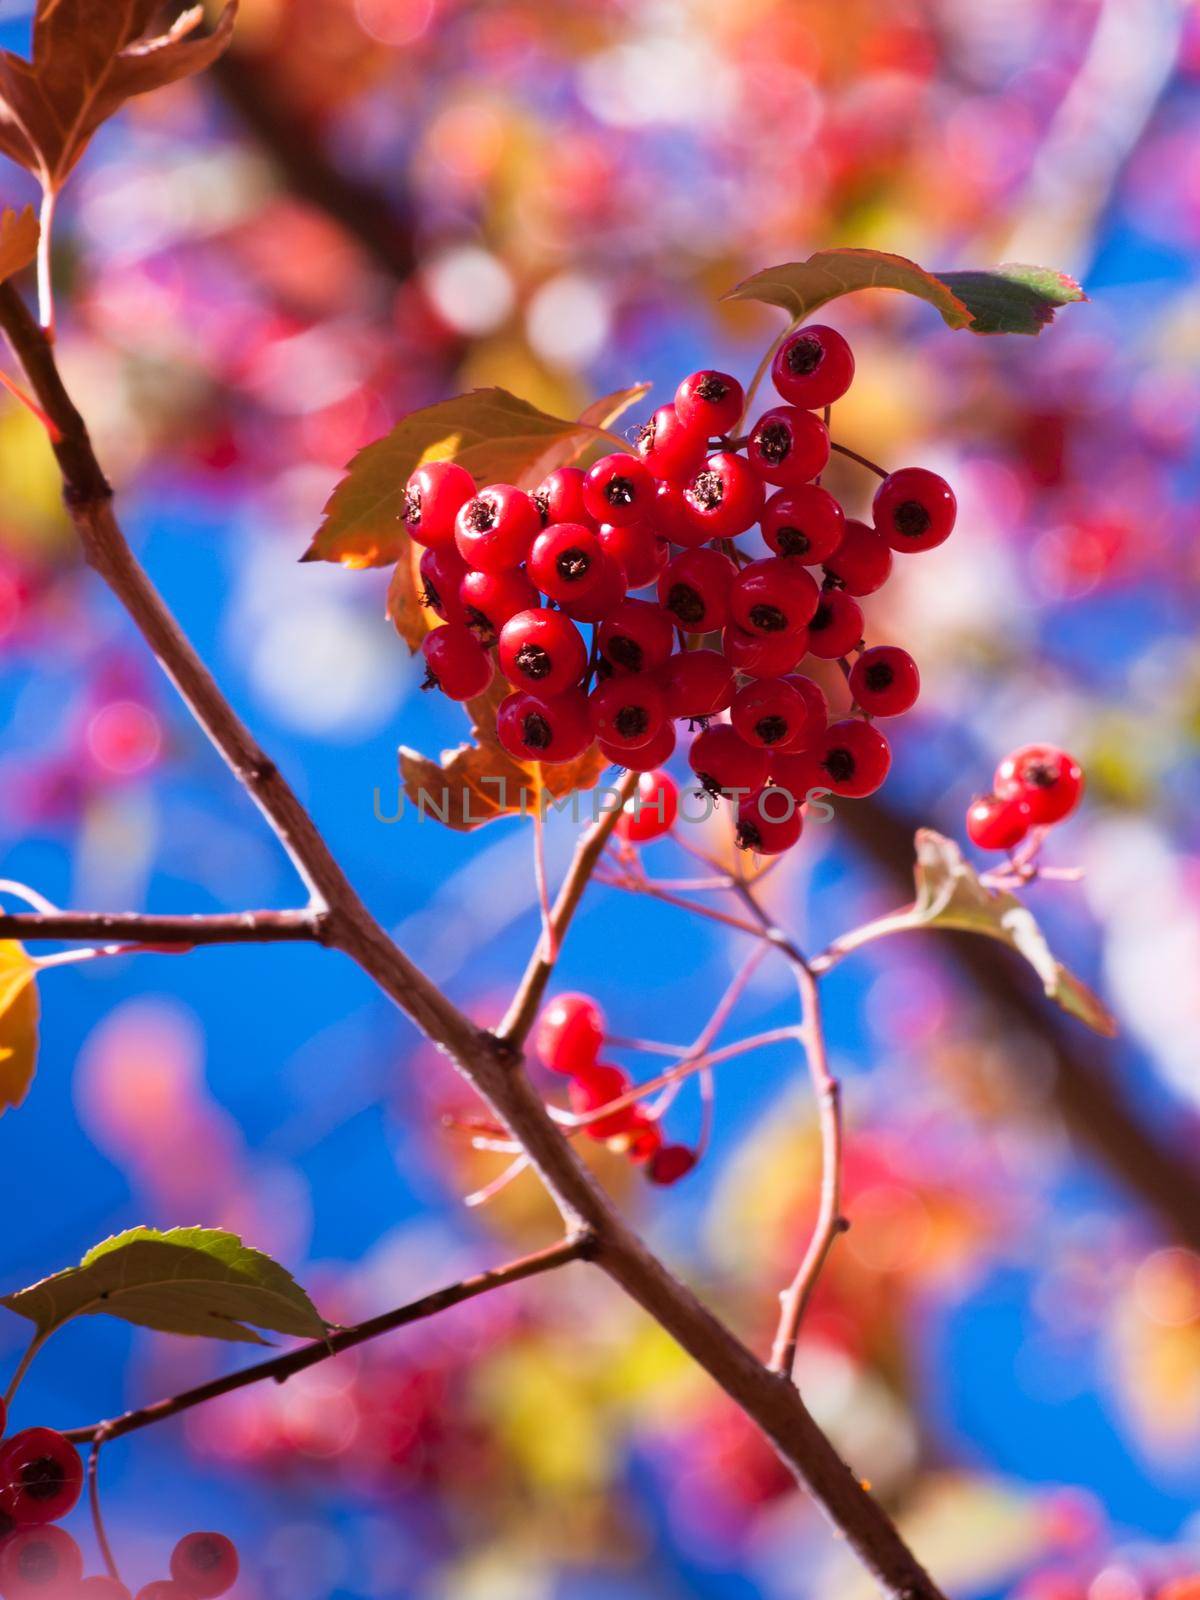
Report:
725,248,1083,336
304,388,635,568
1,1227,327,1345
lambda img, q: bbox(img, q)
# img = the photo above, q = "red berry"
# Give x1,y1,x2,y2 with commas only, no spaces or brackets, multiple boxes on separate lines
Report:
805,589,864,660
0,1526,83,1598
721,624,808,679
771,325,855,409
455,484,541,571
420,624,493,702
848,646,919,717
778,674,828,750
993,744,1084,825
598,599,675,675
650,478,689,542
647,1144,698,1185
615,769,679,844
418,545,468,624
558,555,627,623
0,1428,83,1526
569,1063,640,1138
404,460,475,552
527,523,610,607
597,522,669,591
658,649,735,721
169,1532,239,1599
770,747,829,807
459,566,539,647
675,369,744,436
873,468,956,553
730,557,819,638
730,678,813,750
600,721,678,773
735,790,803,855
762,485,846,563
588,676,666,752
680,451,764,543
498,609,588,696
625,1112,664,1163
966,792,1032,851
747,405,830,487
823,519,893,595
817,720,892,798
657,547,737,633
496,688,592,764
134,1586,188,1600
78,1580,134,1597
687,724,769,798
582,452,656,527
634,404,708,482
535,993,605,1077
533,466,594,528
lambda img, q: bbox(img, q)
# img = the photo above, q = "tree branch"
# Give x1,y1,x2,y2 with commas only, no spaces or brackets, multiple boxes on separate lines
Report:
63,1234,594,1447
0,909,328,946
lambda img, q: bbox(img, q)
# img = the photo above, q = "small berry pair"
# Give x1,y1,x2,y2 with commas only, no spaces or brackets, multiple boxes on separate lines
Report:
965,744,1084,852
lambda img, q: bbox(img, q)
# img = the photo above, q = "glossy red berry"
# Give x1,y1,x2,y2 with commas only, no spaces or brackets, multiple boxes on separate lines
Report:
535,993,605,1077
404,460,475,552
823,519,893,595
582,452,656,527
674,369,744,436
557,556,627,623
762,485,845,563
805,589,864,660
657,547,737,633
170,1532,239,1598
454,483,541,571
588,676,666,751
679,452,764,543
598,599,675,675
966,792,1032,851
533,466,594,528
418,545,468,624
721,624,808,679
730,678,813,750
647,1144,698,1185
625,1112,664,1164
770,747,828,807
459,566,539,647
77,1579,134,1597
848,646,920,717
498,609,588,696
635,404,708,483
0,1429,83,1526
817,720,892,798
421,624,493,702
527,523,610,607
0,1526,84,1597
994,744,1084,825
873,468,957,553
730,557,819,638
134,1586,188,1600
735,790,803,855
747,405,830,487
496,688,592,764
650,478,689,542
658,649,735,721
598,522,669,591
687,724,769,798
599,721,677,773
615,769,679,844
778,674,828,750
771,325,855,409
569,1063,640,1138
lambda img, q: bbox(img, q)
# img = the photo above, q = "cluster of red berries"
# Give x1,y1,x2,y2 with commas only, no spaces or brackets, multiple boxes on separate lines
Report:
534,994,696,1185
0,1404,237,1600
407,324,953,854
965,743,1084,852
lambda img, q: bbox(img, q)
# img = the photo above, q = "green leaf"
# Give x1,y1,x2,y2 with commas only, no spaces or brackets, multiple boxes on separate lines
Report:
1,1227,327,1345
725,248,1084,336
304,386,645,568
907,830,1117,1036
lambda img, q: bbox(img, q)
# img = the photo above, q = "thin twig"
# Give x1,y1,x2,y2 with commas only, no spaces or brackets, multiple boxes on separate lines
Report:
0,909,329,946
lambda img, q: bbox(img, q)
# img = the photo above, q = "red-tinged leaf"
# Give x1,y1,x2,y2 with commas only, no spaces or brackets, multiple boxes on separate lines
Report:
0,205,37,285
0,0,238,193
304,388,637,568
578,382,652,432
726,248,1084,336
385,536,434,654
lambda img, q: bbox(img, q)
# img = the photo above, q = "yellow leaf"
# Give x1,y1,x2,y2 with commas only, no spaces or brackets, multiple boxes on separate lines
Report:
0,942,39,1115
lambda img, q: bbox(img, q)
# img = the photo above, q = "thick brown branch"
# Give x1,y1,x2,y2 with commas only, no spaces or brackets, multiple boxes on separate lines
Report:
0,909,327,946
63,1235,593,1447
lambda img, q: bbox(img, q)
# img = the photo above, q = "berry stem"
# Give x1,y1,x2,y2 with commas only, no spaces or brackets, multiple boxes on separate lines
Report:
829,440,889,479
88,1434,122,1584
737,319,797,430
531,774,559,967
3,1327,50,1408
